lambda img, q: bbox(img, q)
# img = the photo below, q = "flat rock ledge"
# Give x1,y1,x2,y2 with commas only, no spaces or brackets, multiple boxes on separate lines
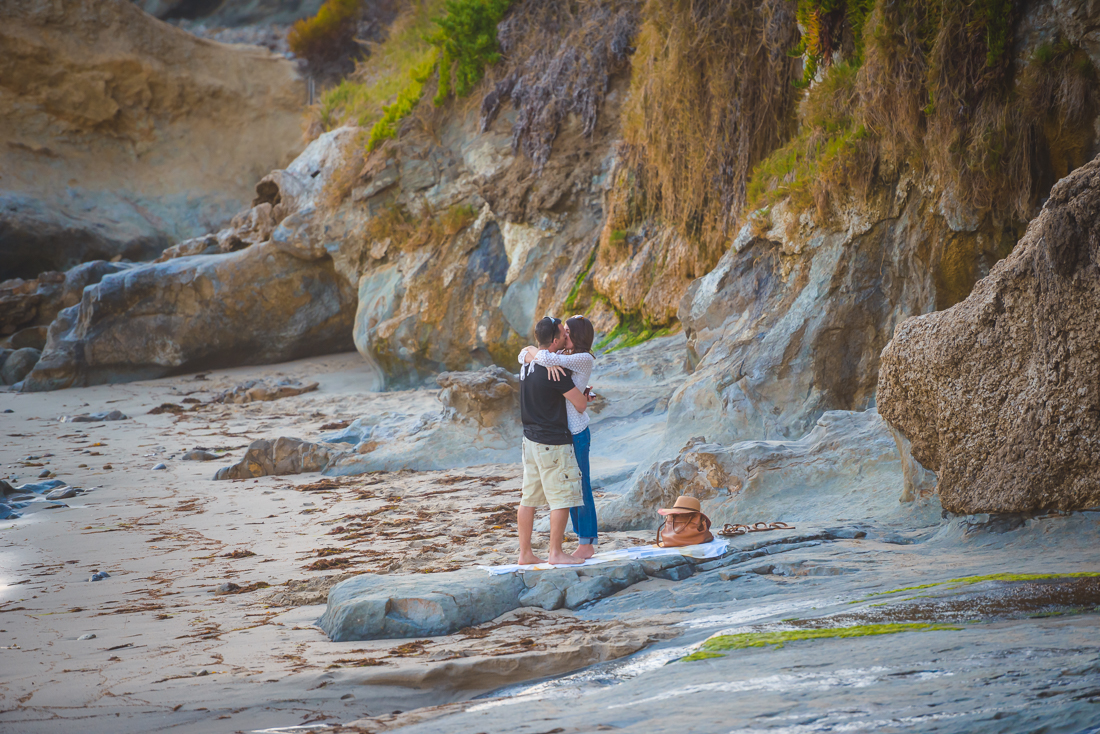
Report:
318,528,864,641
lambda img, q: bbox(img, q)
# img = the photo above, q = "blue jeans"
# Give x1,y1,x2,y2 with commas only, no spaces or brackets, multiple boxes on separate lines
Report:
569,428,598,545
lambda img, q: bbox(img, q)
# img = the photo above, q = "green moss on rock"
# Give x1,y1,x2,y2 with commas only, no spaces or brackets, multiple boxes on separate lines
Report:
681,623,960,661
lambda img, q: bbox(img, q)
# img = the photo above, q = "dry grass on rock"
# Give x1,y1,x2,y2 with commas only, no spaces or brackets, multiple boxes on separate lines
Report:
479,0,639,171
620,0,801,253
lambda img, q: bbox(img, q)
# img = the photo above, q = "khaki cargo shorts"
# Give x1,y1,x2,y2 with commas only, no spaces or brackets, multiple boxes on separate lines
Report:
520,437,583,510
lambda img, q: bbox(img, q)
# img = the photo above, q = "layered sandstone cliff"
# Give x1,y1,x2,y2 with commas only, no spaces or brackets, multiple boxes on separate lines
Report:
0,0,306,278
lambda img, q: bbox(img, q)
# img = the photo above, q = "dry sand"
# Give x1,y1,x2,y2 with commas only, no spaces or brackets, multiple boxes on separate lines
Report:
0,354,671,733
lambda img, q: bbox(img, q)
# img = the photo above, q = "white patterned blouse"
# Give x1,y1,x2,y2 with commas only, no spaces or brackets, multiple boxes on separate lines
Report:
532,350,594,435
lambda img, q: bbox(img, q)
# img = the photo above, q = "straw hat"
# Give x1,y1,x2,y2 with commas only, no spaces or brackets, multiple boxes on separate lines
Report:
658,495,702,515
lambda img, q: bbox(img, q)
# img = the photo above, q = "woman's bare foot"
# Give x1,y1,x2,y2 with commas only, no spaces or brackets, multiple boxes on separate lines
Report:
548,550,584,565
572,544,596,560
517,552,546,565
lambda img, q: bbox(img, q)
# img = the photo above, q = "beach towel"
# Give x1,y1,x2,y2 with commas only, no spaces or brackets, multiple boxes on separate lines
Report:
478,539,729,575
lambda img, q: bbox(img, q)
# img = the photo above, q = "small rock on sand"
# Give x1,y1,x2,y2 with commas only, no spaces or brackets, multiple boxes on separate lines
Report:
37,469,51,478
153,463,167,470
68,410,129,423
89,571,110,582
182,449,220,461
45,487,77,500
216,378,319,404
78,633,96,640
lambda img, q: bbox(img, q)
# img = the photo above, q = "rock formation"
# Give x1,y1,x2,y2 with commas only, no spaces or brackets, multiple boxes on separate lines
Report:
600,409,937,532
2,262,134,337
879,154,1100,514
0,0,306,278
215,378,319,404
22,241,355,391
435,367,519,429
213,437,334,480
282,1,640,386
658,191,1020,455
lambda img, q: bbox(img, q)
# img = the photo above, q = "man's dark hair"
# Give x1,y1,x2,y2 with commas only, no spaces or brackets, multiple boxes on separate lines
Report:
535,316,561,347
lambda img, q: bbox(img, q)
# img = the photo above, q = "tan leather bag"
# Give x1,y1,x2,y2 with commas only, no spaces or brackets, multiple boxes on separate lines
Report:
656,511,714,547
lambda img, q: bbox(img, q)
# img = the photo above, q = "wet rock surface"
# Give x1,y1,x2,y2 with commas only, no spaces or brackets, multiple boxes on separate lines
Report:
879,154,1100,514
317,524,952,642
345,514,1100,734
321,556,692,642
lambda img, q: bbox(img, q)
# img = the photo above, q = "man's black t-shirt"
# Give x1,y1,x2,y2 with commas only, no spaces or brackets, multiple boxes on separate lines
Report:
520,363,575,445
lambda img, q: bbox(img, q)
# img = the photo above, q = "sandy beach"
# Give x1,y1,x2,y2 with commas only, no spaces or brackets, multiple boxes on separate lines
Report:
0,354,674,732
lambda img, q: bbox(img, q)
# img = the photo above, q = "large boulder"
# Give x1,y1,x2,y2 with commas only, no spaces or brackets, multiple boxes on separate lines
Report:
0,0,305,278
878,155,1100,514
22,241,356,391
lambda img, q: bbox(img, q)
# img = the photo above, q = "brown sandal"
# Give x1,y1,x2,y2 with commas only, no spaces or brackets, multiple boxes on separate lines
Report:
719,524,749,536
768,522,795,530
746,522,772,532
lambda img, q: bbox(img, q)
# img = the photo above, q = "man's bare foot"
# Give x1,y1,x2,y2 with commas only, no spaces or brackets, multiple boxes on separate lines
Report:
548,550,584,565
517,553,546,565
572,544,596,560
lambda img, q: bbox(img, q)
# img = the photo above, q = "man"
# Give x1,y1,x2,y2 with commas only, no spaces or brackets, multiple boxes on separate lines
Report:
517,316,590,566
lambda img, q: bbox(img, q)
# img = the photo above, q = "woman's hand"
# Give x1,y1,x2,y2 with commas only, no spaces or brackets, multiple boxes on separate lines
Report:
547,364,567,381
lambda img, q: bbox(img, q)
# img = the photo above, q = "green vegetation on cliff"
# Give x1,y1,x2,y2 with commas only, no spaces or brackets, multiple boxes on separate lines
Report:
747,0,1097,223
315,1,446,132
311,0,514,151
288,0,367,71
620,0,801,255
791,0,874,87
430,0,513,105
595,313,671,354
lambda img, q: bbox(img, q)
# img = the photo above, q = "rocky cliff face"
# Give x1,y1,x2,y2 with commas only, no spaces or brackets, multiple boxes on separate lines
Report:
878,153,1100,514
661,184,1020,454
285,0,639,386
0,0,306,278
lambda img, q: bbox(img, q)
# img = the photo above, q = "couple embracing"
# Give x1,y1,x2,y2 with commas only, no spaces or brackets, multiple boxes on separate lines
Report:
514,315,598,566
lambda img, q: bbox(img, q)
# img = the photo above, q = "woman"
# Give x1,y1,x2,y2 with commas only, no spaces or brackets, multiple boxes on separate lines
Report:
520,316,598,559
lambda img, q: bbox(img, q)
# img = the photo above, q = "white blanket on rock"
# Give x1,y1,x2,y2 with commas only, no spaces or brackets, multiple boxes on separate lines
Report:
478,539,730,575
